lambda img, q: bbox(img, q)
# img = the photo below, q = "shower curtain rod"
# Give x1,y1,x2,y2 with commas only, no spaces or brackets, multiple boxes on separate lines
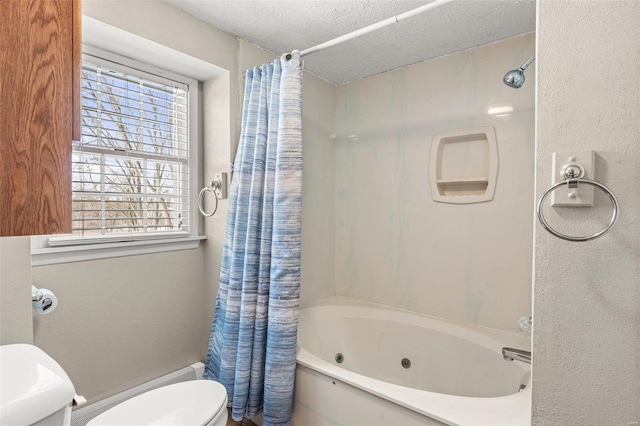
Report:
287,0,455,59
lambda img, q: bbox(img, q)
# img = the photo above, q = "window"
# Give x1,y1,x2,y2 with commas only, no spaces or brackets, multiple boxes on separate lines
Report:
32,47,202,264
72,56,190,239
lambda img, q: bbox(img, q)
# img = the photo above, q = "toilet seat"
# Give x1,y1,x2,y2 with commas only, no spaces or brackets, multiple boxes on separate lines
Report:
87,380,227,426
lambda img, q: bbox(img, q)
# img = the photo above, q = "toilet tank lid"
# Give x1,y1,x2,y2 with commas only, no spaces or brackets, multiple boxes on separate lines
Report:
87,380,228,426
0,344,76,425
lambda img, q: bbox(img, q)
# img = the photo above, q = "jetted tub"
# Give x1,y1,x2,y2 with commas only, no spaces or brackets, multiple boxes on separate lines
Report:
292,299,531,426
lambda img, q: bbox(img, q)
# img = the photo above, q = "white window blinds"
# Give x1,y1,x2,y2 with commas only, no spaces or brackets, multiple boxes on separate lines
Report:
72,58,190,239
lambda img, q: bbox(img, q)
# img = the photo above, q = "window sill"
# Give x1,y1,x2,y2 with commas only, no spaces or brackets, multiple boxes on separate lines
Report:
31,235,206,266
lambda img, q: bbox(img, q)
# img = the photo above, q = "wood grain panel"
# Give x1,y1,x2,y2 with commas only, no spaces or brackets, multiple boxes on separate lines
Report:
72,0,81,141
0,0,73,236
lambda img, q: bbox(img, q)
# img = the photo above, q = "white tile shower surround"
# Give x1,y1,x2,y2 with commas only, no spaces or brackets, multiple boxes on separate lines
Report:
334,33,535,334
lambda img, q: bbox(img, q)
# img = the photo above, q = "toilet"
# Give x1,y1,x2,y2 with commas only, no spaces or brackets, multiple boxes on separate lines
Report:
0,344,228,426
87,380,228,426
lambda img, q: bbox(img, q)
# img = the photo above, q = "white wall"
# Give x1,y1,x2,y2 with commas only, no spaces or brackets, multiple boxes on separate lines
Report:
32,250,206,402
533,1,640,424
334,34,535,333
0,237,33,345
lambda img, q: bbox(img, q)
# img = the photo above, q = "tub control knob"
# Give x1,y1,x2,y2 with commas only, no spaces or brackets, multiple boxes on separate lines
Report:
518,316,532,333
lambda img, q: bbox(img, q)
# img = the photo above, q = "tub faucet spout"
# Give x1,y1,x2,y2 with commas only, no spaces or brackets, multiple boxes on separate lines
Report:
502,347,531,364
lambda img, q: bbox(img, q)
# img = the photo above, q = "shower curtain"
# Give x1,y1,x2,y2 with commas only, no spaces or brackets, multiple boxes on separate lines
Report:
204,52,303,426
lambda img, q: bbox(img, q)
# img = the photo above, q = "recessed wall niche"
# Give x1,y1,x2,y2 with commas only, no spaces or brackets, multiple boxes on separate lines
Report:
429,127,498,204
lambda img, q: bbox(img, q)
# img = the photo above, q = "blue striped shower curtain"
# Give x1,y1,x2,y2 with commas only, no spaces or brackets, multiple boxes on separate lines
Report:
204,52,303,426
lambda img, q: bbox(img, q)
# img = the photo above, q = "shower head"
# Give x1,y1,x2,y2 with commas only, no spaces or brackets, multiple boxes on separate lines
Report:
503,54,535,89
503,68,526,88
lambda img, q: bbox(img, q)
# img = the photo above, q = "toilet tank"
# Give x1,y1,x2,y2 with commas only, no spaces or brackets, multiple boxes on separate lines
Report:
0,344,76,426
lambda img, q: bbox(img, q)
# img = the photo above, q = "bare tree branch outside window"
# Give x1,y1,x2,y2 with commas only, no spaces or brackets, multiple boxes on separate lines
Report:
72,62,189,237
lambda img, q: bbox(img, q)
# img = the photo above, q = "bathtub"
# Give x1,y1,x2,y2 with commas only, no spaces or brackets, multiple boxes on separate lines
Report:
292,298,531,426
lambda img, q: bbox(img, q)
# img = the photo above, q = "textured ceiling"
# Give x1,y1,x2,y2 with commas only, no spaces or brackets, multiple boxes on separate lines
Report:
164,0,536,84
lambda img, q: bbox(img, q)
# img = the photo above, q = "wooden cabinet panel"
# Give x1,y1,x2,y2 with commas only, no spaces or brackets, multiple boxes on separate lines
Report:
72,0,81,142
0,0,79,236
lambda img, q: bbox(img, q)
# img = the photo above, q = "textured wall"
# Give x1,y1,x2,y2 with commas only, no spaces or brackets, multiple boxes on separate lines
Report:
32,250,205,403
0,236,33,345
533,1,640,424
334,34,535,333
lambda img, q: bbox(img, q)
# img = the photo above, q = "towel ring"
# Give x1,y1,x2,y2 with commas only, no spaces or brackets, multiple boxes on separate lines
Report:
537,178,619,242
198,180,221,217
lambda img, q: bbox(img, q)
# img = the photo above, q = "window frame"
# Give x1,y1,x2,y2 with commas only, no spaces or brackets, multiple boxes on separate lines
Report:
31,46,204,266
